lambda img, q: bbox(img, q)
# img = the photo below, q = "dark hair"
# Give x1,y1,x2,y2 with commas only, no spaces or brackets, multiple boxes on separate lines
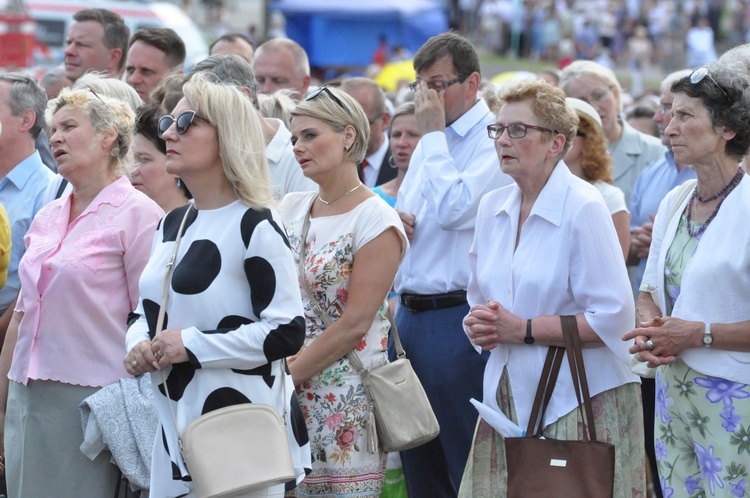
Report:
134,103,191,198
0,73,47,139
150,73,184,114
187,54,259,110
130,27,186,69
671,63,750,161
210,33,254,52
413,31,480,79
73,9,130,72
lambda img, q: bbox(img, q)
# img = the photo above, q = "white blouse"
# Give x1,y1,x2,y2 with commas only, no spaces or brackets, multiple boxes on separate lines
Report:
467,161,638,434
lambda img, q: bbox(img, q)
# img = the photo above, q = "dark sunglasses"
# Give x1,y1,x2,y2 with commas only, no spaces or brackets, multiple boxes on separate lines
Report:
306,86,345,108
157,110,209,139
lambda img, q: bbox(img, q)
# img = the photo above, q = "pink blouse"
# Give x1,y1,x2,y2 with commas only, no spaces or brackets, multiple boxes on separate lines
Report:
11,176,163,387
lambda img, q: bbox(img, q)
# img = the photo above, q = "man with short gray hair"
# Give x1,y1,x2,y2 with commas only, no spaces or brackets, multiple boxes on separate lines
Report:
0,74,56,344
252,38,311,100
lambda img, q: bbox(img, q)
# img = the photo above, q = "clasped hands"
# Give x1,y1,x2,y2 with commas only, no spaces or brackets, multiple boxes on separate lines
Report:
622,316,702,368
464,299,523,350
124,328,189,375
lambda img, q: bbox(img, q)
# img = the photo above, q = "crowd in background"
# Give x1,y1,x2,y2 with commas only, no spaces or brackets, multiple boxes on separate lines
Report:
0,4,750,498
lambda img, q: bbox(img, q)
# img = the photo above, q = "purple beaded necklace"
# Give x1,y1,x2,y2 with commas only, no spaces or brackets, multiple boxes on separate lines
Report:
686,167,744,238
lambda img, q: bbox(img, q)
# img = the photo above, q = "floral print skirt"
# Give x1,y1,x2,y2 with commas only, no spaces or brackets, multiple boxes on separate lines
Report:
287,359,386,497
458,368,646,498
654,360,750,498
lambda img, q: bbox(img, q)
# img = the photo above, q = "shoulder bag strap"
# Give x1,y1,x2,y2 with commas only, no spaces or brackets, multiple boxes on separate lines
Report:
526,345,565,437
560,315,598,442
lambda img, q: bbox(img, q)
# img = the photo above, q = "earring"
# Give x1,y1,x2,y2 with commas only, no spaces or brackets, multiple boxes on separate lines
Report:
176,178,182,188
388,156,397,169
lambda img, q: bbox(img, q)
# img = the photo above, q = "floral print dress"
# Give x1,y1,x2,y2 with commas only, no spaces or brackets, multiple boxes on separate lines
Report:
655,216,750,498
280,192,407,497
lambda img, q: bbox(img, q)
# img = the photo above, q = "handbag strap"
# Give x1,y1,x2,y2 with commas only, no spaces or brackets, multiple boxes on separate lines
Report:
158,205,288,455
525,316,599,443
297,200,404,379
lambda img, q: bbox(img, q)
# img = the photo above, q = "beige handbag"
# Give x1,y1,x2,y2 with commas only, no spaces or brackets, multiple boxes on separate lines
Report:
157,206,296,497
298,206,440,454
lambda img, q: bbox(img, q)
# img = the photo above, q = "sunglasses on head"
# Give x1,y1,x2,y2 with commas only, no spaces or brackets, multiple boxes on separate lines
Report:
306,86,345,109
157,110,210,139
689,67,728,97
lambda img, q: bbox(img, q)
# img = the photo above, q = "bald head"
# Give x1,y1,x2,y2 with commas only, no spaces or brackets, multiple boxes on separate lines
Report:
252,38,310,99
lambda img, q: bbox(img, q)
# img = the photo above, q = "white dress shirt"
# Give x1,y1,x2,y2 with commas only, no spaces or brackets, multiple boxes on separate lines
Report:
468,162,638,433
394,98,513,295
363,135,389,188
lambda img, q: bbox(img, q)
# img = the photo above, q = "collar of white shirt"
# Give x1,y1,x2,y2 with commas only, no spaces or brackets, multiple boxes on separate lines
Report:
363,135,389,187
494,159,570,227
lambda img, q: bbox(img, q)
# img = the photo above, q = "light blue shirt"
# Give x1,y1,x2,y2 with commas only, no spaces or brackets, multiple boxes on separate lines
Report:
629,150,696,290
0,151,55,312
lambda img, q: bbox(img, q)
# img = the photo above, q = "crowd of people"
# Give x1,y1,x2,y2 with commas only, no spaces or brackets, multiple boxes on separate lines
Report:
0,5,749,498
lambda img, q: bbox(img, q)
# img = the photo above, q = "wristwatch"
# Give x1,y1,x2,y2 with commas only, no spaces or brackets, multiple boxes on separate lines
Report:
524,319,535,345
702,322,713,348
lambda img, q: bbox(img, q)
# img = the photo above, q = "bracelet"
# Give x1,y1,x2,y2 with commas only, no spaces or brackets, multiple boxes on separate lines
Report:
524,318,535,345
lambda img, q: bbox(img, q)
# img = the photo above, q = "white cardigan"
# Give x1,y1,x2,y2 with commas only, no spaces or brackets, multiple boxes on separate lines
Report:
641,175,750,383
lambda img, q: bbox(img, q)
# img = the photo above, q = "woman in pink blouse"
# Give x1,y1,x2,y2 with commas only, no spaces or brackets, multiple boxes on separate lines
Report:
0,88,163,497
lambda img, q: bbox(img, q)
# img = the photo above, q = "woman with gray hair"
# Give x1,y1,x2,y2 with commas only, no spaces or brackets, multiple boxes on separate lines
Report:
125,72,311,497
280,86,408,496
624,63,750,497
0,87,163,497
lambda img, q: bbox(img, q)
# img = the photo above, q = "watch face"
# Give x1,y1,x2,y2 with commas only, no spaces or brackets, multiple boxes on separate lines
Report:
703,334,713,345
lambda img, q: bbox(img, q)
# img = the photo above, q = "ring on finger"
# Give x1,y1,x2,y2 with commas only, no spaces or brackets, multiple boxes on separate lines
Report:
154,351,163,360
131,360,138,368
645,339,655,351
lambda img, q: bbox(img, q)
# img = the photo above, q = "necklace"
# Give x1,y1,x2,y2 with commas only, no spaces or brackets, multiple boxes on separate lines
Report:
693,167,744,203
686,168,743,238
318,182,363,205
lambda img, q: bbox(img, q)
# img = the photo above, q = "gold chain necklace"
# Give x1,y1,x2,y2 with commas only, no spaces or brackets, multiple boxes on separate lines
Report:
318,182,363,205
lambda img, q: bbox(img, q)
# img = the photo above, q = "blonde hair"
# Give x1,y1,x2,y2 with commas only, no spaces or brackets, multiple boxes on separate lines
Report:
291,86,370,163
73,72,143,111
559,60,623,112
47,87,135,176
181,72,274,210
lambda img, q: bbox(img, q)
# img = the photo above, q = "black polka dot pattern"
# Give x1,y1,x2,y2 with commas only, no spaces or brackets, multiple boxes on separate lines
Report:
128,201,310,490
290,390,309,447
142,299,166,339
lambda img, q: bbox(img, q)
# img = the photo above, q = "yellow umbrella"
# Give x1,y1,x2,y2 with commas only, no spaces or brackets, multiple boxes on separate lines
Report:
375,60,416,93
490,71,537,86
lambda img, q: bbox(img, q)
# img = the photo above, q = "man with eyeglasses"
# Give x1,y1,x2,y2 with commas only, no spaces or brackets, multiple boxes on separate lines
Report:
340,77,396,188
626,69,695,498
392,32,513,498
0,74,56,348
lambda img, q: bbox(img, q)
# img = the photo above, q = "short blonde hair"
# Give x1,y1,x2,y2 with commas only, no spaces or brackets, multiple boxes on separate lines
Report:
47,87,135,176
559,60,623,112
181,72,274,210
497,79,578,156
291,87,370,164
73,73,143,111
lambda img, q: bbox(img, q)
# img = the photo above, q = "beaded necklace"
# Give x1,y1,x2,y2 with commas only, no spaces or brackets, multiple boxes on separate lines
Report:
686,167,744,238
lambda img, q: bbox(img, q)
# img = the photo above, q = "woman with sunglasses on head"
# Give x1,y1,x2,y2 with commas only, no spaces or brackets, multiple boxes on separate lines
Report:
623,63,750,498
564,98,631,260
132,103,191,213
560,60,665,209
460,79,645,497
279,86,408,497
0,88,163,497
124,72,311,497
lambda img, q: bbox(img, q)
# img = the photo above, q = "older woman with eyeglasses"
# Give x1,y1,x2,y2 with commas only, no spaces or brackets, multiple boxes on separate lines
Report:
0,88,163,497
623,63,750,498
280,85,408,496
560,60,664,208
124,72,311,497
460,80,645,497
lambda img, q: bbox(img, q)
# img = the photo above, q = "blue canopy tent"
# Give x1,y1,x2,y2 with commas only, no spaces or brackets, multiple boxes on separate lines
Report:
271,0,448,71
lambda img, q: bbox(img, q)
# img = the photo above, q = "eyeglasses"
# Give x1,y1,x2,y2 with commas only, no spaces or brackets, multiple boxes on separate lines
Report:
368,113,384,126
306,86,345,108
487,123,556,140
576,131,586,138
409,75,468,92
86,87,106,105
157,110,210,139
689,67,728,97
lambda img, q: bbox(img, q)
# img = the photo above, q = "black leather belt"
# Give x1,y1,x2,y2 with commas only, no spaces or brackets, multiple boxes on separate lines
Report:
400,291,467,312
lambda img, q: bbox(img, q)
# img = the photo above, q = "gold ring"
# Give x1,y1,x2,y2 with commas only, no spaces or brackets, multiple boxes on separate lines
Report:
154,351,163,360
